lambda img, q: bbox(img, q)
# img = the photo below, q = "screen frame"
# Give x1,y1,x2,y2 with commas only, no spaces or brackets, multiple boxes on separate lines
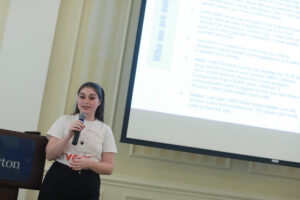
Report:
120,0,300,168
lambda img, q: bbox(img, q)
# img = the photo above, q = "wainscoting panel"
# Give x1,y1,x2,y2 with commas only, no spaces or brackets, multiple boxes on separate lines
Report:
100,174,283,200
129,145,232,170
248,162,300,180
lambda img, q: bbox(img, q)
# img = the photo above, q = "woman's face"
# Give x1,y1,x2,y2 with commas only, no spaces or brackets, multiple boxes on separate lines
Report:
77,87,101,120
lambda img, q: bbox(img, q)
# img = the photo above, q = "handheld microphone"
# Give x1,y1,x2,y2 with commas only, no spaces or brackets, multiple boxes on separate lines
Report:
72,112,86,145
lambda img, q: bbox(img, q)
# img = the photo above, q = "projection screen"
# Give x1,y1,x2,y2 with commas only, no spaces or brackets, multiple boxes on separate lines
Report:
121,0,300,167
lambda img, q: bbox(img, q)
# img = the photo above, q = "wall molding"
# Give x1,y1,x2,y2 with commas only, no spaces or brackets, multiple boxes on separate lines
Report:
101,174,283,200
124,194,155,200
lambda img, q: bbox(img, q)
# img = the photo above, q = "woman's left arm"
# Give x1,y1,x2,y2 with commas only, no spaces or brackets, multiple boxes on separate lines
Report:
70,152,115,175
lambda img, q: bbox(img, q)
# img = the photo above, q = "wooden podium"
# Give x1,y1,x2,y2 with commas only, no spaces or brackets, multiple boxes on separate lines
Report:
0,129,48,200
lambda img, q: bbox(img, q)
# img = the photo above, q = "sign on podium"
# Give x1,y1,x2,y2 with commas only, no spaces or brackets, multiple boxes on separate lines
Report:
0,129,48,200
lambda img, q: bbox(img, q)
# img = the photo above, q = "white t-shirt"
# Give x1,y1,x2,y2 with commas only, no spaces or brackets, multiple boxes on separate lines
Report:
47,114,117,166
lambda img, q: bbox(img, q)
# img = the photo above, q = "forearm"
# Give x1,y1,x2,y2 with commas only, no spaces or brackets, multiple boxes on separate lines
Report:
87,159,114,175
46,134,72,161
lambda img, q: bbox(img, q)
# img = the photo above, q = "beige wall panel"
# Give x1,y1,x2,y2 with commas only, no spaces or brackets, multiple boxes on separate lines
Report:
38,0,85,134
0,0,10,48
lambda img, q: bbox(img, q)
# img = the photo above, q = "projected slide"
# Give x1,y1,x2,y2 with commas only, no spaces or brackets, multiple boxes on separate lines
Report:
132,0,300,134
122,0,300,166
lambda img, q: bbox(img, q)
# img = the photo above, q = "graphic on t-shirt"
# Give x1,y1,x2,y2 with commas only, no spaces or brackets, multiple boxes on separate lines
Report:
64,153,92,162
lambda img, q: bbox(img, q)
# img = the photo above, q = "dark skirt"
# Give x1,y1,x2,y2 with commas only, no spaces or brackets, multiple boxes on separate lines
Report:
38,161,101,200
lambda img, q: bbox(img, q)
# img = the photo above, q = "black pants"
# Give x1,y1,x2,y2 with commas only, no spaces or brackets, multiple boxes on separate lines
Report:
38,161,101,200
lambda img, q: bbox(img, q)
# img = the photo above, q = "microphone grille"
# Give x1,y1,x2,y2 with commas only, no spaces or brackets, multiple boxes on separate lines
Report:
79,112,86,120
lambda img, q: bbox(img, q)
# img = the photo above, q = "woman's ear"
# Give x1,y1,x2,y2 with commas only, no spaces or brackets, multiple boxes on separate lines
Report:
98,99,102,107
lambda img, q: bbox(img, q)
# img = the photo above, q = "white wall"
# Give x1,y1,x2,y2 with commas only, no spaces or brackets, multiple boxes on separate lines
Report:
0,0,60,132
